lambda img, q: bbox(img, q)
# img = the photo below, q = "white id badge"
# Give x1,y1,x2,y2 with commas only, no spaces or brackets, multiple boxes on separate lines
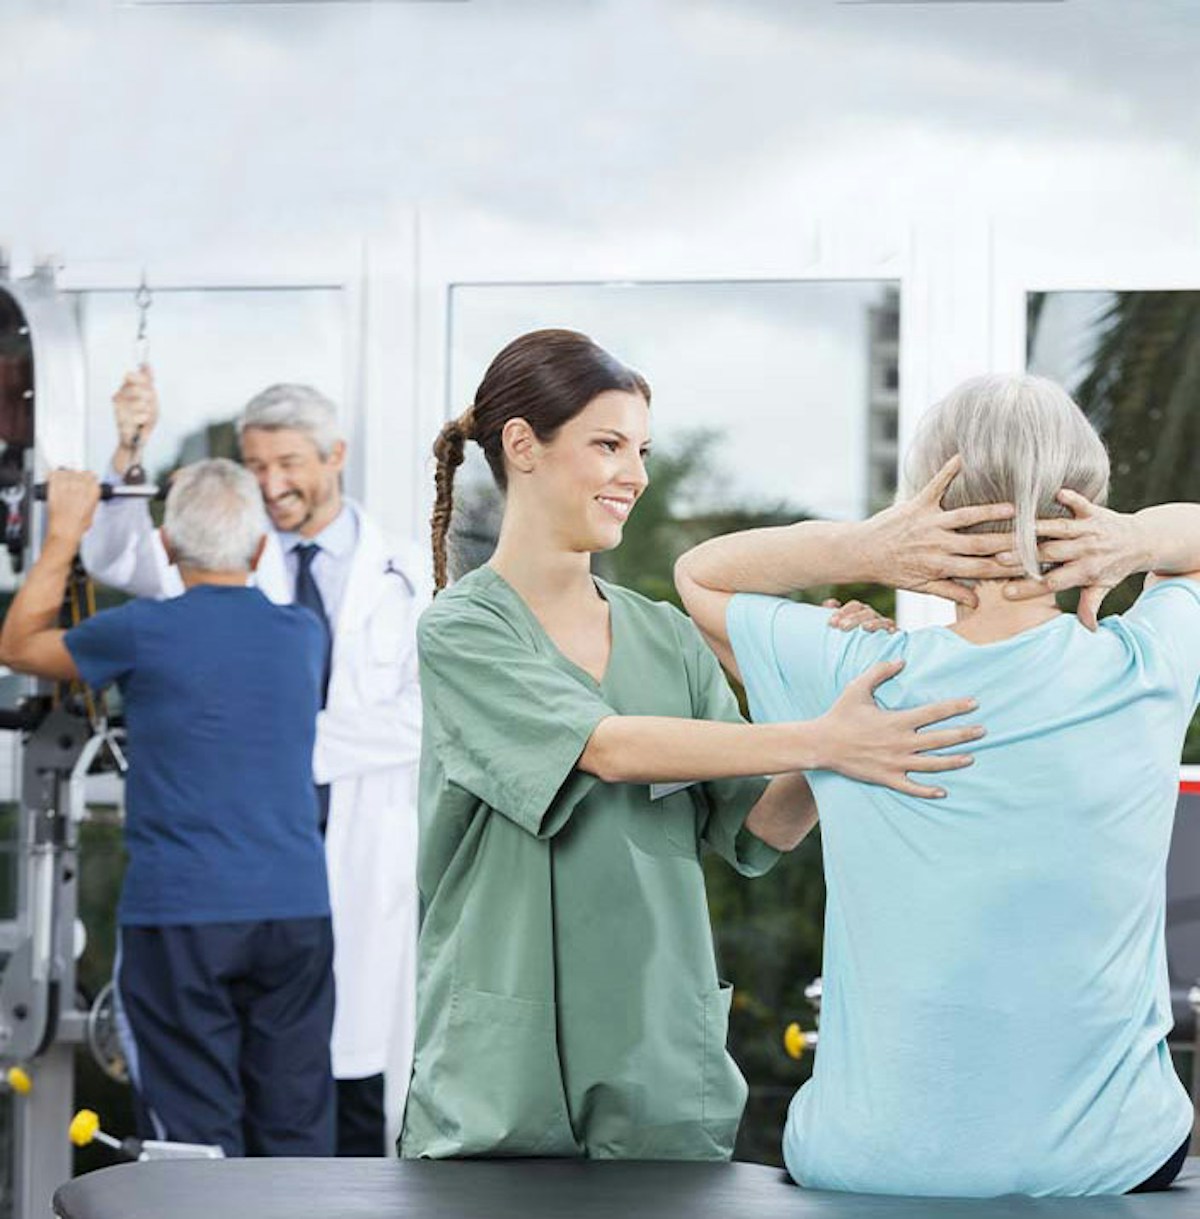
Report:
649,780,700,801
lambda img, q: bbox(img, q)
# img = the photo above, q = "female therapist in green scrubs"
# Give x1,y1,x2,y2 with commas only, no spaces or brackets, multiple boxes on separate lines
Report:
399,330,1007,1161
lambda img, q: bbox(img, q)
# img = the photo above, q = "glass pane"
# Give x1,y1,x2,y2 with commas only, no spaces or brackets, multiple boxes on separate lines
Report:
447,279,900,1164
73,288,348,480
449,280,900,584
1027,290,1200,763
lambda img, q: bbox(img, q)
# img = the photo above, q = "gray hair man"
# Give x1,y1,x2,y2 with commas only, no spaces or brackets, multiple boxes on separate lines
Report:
164,458,271,572
82,370,427,1156
1,463,336,1157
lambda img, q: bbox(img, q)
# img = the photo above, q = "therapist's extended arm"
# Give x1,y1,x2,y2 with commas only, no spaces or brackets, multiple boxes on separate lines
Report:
674,456,1016,677
1002,493,1200,629
579,660,983,801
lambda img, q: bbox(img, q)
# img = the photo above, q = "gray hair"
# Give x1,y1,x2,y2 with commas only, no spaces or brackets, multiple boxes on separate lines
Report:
163,458,269,572
902,374,1110,579
236,384,341,458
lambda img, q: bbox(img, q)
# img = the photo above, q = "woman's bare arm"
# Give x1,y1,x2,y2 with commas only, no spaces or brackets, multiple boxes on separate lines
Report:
674,456,1015,677
580,659,983,801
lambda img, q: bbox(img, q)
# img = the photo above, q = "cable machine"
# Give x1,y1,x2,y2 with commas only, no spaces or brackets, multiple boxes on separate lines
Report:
0,261,131,1219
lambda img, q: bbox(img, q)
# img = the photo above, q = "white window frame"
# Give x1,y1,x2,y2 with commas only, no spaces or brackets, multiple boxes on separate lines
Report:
52,229,420,542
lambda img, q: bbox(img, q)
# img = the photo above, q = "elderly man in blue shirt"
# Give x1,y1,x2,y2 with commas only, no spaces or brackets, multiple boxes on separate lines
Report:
0,462,334,1156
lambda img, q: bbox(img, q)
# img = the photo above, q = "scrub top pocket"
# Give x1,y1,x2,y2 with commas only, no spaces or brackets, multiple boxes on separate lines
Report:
440,987,580,1157
629,788,701,859
702,982,747,1152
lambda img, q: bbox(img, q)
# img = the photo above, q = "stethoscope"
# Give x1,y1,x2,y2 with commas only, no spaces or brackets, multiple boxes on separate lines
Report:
384,559,414,595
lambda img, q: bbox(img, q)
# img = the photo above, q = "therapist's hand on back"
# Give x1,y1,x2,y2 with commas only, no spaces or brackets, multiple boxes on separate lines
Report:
814,659,982,799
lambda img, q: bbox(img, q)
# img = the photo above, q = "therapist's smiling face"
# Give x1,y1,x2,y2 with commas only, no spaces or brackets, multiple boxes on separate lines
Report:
240,427,346,537
539,389,650,553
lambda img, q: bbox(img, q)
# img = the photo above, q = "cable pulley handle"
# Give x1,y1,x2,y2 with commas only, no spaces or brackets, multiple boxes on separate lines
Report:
30,482,164,503
126,275,153,484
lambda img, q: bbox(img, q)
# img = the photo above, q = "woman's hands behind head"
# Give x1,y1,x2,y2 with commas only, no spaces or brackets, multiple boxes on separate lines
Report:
863,456,1019,606
1002,490,1151,629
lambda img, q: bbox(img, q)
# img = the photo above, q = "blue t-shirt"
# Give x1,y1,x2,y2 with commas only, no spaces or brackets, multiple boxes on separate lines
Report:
728,580,1200,1197
66,585,330,927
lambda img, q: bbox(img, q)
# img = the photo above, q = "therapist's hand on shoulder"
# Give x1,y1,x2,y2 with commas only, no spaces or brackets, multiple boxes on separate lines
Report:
813,659,983,799
862,455,1019,606
45,470,102,548
824,598,896,633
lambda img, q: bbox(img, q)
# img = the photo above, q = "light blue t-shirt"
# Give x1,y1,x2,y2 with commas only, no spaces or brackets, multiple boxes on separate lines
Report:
728,580,1200,1197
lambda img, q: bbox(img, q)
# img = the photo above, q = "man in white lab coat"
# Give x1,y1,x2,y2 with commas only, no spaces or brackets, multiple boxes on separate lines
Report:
81,370,426,1156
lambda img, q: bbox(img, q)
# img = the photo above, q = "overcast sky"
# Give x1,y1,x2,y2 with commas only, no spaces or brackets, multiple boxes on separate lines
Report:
1,0,1195,257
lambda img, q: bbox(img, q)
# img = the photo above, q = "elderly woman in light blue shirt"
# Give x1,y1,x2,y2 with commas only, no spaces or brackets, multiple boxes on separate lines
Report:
676,374,1200,1197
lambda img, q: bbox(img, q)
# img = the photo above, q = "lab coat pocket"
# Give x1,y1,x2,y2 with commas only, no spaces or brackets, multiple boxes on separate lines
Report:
359,618,405,699
369,615,405,663
443,987,580,1156
701,981,748,1155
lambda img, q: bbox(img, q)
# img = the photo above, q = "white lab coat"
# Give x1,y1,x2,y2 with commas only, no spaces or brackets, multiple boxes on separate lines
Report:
80,498,426,1126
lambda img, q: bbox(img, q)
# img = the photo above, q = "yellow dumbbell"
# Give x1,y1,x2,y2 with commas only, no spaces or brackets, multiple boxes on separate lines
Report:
69,1109,102,1148
783,1022,818,1059
5,1066,32,1096
70,1108,134,1156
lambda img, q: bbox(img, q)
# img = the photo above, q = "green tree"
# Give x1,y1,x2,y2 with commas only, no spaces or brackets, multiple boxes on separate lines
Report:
1029,291,1200,761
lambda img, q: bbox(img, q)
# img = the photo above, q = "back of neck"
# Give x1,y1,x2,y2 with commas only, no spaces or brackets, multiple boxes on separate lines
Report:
949,582,1062,644
178,566,251,589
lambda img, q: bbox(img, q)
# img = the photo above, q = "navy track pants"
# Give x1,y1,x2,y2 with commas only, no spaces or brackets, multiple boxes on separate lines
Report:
116,917,336,1157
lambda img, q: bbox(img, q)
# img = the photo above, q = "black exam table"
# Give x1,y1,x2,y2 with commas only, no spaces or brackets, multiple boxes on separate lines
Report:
52,1156,1200,1219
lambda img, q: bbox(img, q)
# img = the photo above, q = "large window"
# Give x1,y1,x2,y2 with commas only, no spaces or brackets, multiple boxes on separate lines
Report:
73,287,351,484
1027,290,1200,764
447,279,899,1163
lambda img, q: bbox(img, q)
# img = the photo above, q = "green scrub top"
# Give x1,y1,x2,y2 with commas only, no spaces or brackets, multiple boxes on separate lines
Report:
400,566,779,1162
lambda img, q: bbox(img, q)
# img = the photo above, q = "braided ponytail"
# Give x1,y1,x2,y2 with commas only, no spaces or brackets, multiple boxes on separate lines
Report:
431,406,475,594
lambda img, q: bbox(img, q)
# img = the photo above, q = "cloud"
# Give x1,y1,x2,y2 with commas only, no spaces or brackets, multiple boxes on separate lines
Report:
0,0,1193,252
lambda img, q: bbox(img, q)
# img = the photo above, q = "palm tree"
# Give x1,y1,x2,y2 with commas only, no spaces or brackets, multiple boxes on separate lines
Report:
1029,290,1200,761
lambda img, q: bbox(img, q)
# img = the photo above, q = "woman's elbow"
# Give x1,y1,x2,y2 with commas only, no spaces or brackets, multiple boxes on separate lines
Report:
579,719,626,784
674,554,702,614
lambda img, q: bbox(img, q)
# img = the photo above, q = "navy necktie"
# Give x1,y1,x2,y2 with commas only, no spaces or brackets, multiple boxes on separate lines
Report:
294,543,332,833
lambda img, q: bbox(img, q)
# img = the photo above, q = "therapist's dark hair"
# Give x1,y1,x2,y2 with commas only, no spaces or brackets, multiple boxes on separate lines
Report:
430,328,651,592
